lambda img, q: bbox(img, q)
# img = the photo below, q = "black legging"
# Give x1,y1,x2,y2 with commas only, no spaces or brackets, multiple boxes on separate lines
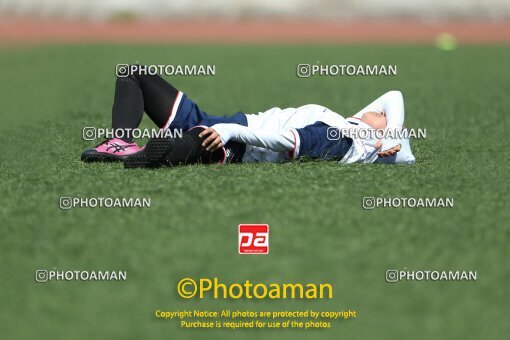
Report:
110,69,245,165
112,72,179,141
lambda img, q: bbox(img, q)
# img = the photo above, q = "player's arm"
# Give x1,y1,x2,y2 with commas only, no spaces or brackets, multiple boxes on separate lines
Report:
199,124,295,152
353,91,405,156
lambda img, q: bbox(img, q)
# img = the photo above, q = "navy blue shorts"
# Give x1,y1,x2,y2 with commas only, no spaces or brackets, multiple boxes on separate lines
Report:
165,92,247,163
296,122,353,161
165,93,247,130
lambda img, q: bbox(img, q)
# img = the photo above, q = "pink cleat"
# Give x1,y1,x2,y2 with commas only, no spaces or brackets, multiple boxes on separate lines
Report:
81,138,142,162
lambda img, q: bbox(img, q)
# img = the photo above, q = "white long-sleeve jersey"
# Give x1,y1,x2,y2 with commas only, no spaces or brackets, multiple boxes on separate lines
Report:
212,91,415,164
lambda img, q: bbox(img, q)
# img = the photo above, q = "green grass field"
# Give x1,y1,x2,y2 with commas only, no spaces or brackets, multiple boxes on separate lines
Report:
1,44,509,339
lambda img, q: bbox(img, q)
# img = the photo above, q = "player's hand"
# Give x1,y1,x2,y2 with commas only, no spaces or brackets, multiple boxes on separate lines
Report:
377,144,401,157
199,127,224,152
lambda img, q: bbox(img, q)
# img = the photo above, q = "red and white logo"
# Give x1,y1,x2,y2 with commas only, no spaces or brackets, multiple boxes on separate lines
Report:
238,224,269,254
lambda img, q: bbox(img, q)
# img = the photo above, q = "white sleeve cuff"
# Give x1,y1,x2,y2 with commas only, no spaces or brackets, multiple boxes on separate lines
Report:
381,138,401,152
210,124,234,145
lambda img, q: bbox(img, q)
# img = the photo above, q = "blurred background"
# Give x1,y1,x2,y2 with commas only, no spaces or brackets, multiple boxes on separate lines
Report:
1,0,510,45
2,0,510,19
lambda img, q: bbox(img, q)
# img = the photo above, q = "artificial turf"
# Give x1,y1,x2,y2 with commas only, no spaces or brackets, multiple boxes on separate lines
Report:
0,44,509,339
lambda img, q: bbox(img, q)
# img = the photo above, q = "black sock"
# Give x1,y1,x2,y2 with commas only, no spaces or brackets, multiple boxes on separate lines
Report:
111,69,180,142
112,76,144,142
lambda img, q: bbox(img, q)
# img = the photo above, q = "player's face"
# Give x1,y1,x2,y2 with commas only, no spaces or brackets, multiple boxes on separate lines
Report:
361,111,387,130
